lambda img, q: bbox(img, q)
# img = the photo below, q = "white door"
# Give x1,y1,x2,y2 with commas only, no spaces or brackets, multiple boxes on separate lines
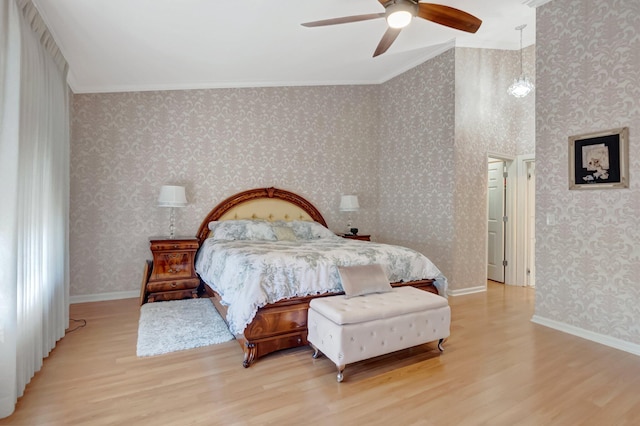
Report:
487,160,505,282
526,161,536,287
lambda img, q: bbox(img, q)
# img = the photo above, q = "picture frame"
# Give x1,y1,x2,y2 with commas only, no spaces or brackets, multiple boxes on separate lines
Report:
568,127,629,190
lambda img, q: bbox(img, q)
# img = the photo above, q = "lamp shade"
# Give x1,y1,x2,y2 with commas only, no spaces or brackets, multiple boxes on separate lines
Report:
339,195,360,212
158,185,188,207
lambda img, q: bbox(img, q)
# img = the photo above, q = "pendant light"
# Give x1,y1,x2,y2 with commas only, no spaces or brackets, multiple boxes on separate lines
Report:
508,24,534,98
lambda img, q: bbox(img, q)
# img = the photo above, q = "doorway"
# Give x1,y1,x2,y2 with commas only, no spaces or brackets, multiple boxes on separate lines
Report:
486,154,536,287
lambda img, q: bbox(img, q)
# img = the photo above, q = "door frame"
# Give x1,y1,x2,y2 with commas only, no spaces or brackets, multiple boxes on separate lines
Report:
486,152,536,287
515,154,536,286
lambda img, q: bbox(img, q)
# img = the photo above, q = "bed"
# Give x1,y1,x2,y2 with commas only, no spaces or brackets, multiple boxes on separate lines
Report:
195,187,447,367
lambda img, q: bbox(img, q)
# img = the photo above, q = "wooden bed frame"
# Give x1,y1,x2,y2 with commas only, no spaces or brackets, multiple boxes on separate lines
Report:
195,187,439,367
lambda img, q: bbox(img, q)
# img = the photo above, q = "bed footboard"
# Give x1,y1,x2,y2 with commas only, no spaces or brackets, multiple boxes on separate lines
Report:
205,280,438,368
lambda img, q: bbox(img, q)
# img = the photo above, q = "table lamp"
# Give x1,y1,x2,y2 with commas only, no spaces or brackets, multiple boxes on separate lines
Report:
158,185,188,239
339,195,360,235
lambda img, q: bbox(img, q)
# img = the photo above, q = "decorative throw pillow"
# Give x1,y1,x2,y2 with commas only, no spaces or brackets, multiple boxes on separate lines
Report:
308,222,339,239
273,226,297,241
338,264,392,299
210,220,276,241
288,220,336,240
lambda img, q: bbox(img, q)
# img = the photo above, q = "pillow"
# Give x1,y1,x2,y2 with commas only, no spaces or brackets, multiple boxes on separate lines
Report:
272,226,297,241
287,220,336,240
210,220,276,241
207,221,219,238
338,264,393,299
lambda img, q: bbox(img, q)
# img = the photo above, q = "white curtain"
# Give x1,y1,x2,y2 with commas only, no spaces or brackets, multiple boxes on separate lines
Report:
0,0,70,419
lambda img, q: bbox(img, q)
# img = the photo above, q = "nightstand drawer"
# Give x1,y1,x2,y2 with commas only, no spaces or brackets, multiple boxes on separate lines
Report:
152,252,194,279
150,241,199,251
146,278,200,293
147,288,198,303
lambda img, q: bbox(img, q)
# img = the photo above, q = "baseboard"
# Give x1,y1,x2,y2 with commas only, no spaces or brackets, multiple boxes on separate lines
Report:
70,290,139,304
448,285,486,297
531,315,640,356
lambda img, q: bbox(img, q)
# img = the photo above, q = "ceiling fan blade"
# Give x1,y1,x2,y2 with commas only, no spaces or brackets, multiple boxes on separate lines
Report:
417,3,482,33
373,27,402,57
302,13,385,27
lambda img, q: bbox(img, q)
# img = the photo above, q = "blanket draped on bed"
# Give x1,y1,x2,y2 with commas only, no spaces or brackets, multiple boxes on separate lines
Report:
195,237,447,335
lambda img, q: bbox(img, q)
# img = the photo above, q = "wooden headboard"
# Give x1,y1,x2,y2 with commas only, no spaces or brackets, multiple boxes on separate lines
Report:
196,187,327,245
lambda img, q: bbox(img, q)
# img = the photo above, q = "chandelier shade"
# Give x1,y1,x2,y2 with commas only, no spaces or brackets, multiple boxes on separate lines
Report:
508,76,535,98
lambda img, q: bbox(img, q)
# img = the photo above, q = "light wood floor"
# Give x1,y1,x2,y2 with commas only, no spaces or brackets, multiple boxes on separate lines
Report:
3,282,640,426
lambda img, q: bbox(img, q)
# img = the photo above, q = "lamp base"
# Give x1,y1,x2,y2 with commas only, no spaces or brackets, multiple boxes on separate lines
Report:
169,207,176,239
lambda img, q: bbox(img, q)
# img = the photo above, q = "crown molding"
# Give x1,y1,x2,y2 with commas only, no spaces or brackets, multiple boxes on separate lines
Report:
522,0,553,7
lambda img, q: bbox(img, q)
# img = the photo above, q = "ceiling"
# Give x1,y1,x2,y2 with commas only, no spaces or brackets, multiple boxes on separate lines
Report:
32,0,536,94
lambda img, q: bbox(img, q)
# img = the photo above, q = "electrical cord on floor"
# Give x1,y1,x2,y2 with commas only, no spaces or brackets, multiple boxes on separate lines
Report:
66,318,87,333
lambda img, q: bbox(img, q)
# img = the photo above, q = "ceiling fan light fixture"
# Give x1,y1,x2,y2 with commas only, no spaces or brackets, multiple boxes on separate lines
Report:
301,1,481,58
387,10,412,28
385,1,416,29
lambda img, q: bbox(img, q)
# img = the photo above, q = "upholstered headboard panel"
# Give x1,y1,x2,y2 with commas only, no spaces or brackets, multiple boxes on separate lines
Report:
196,187,327,244
217,198,315,222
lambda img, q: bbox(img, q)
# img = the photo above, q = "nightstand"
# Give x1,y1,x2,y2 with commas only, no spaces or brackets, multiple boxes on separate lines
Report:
340,234,371,241
145,237,200,303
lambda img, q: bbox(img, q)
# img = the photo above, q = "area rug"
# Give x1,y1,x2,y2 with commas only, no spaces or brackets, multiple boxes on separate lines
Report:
137,298,234,357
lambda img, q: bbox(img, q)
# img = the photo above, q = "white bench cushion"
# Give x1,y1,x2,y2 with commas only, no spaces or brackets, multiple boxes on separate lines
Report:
309,286,448,325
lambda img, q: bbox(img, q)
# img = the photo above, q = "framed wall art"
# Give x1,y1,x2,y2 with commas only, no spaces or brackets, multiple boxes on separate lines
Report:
568,127,629,190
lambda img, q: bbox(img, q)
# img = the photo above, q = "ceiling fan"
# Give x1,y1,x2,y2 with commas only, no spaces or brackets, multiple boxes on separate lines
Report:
302,0,482,57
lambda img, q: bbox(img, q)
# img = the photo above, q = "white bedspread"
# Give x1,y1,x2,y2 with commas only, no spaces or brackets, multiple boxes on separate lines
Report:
195,236,447,334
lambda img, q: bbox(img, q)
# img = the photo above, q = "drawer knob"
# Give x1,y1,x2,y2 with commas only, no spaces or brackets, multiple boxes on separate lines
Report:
170,282,177,288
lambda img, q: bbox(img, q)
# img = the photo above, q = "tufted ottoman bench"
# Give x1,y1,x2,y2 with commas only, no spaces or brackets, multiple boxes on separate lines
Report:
307,286,450,382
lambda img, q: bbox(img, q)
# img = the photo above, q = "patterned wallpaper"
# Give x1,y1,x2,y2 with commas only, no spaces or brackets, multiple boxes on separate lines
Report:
452,46,536,290
71,86,381,296
70,45,535,297
378,50,456,279
535,0,640,344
